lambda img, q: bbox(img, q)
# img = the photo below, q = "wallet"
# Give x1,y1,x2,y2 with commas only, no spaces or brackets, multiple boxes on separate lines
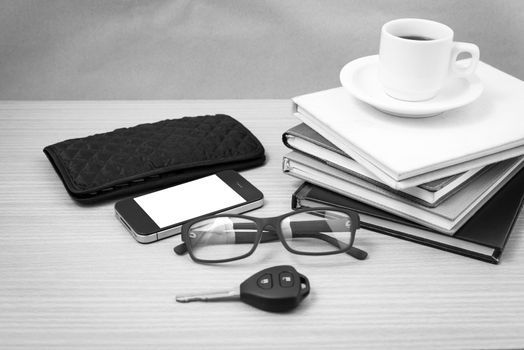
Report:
43,114,266,203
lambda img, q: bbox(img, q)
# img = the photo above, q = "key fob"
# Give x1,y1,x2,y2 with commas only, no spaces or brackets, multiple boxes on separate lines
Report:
240,265,310,312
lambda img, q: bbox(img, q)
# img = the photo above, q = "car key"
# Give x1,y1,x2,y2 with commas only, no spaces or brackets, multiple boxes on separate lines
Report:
176,265,310,312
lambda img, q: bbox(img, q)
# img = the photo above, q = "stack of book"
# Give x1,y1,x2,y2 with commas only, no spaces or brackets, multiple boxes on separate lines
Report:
282,61,524,263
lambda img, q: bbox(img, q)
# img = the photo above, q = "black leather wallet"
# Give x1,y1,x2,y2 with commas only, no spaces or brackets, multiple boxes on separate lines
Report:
43,114,265,203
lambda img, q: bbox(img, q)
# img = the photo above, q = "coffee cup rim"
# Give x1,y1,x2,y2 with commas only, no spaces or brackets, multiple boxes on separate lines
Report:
382,18,454,43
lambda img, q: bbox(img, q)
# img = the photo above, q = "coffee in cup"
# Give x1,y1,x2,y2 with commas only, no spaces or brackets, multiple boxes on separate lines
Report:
379,18,480,102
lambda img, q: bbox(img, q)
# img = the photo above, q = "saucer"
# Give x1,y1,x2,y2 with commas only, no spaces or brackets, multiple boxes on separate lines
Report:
339,55,483,118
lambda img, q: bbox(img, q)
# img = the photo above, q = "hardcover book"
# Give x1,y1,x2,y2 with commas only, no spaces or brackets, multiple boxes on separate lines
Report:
291,169,524,264
283,151,524,234
283,123,486,207
292,62,524,189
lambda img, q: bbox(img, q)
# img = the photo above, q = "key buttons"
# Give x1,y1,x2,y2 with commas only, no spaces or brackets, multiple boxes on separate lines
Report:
257,274,272,289
279,271,294,287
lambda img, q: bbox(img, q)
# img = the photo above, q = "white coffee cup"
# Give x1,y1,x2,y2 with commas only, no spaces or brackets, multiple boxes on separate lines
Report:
379,18,480,101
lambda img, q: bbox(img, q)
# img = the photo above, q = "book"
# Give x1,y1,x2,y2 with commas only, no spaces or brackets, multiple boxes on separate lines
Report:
292,170,524,264
283,123,486,207
292,61,524,189
283,151,524,234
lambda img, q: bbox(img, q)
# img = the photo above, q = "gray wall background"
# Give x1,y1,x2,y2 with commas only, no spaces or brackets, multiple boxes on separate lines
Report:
1,0,523,100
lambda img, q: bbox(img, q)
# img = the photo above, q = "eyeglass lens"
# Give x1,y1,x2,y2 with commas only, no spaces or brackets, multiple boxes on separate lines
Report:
280,209,353,253
188,217,258,261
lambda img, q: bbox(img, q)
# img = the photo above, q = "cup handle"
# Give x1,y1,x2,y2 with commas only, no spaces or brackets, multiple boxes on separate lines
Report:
450,42,480,78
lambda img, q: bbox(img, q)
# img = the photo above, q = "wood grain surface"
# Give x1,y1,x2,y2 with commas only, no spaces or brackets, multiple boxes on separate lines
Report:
0,101,523,350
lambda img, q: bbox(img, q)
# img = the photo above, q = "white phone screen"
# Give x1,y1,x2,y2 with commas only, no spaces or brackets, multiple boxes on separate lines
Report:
134,175,245,228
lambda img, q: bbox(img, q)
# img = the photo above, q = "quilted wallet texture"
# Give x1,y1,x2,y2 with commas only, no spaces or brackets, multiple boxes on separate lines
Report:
43,114,265,203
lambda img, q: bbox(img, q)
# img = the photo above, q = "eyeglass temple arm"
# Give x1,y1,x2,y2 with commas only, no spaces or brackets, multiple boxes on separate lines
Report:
174,222,367,260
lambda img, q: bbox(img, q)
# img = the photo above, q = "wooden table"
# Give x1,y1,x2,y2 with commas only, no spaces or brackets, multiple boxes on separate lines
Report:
1,100,523,349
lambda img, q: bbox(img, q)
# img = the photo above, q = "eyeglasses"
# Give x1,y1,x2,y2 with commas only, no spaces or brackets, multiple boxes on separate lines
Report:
174,207,368,263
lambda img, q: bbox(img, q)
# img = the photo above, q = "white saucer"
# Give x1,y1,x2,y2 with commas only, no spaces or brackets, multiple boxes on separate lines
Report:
339,55,483,118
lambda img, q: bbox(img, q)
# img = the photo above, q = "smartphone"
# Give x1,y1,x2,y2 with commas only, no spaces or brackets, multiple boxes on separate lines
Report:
115,170,264,243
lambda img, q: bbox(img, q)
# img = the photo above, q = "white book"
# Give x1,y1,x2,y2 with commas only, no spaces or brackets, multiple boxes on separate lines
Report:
292,62,524,190
282,151,524,234
283,123,485,206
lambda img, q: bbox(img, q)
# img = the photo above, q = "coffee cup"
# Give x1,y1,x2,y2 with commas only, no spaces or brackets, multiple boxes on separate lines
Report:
379,18,480,102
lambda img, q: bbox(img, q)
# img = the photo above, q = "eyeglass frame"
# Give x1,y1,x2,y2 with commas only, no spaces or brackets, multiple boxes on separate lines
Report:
174,207,368,263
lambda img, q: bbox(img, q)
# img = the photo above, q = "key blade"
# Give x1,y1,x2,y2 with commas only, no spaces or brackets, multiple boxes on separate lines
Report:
176,288,240,303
